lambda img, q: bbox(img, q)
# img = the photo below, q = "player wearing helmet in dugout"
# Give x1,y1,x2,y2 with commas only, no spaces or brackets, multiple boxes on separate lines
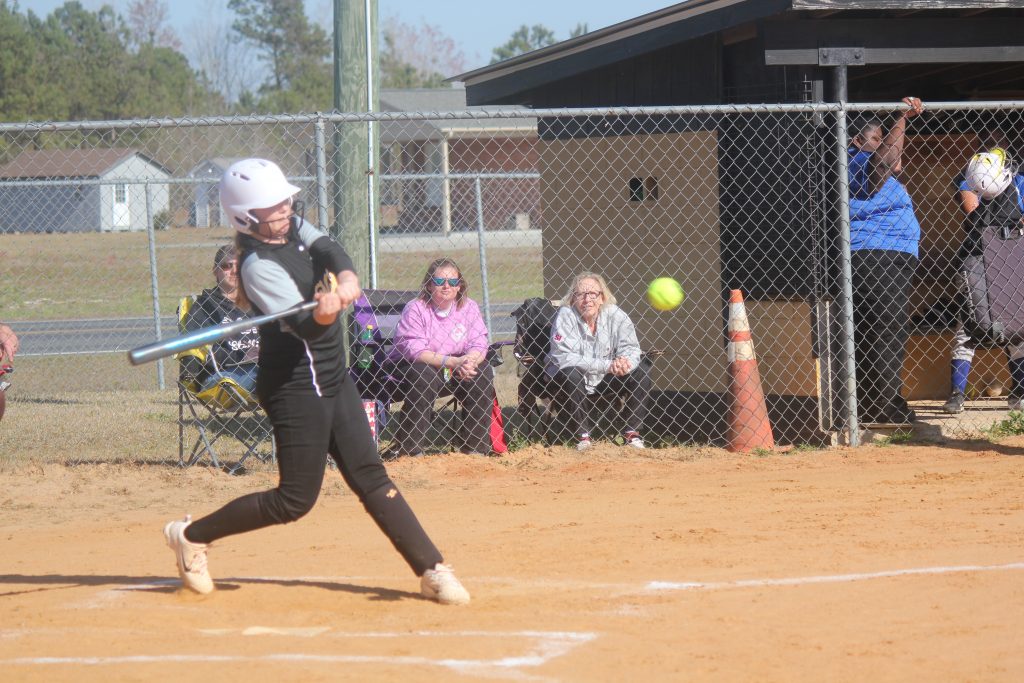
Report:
941,142,1024,415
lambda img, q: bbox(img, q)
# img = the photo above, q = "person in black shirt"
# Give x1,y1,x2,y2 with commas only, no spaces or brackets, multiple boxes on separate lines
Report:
163,158,470,605
182,244,258,397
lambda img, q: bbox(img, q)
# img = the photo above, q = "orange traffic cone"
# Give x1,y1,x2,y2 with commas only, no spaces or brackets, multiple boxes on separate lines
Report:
726,289,775,452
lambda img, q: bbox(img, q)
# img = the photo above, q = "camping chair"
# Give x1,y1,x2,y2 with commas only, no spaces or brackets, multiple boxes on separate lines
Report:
510,297,663,443
176,295,274,474
349,289,510,454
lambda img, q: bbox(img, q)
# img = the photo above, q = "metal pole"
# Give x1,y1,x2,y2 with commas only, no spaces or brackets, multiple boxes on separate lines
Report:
441,135,452,235
364,0,378,288
331,0,344,245
833,65,859,446
314,116,329,231
474,177,493,334
144,182,165,390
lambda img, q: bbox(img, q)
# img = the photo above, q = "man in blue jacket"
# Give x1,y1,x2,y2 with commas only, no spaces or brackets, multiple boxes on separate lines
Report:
848,96,923,424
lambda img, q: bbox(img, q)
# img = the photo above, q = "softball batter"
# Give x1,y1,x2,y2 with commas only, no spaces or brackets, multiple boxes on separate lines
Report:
163,158,470,605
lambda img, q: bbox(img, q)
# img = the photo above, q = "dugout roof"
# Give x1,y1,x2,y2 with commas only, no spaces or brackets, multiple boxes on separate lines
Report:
453,0,1024,106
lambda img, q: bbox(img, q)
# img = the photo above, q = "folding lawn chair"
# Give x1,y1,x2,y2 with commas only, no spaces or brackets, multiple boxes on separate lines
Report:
175,295,275,474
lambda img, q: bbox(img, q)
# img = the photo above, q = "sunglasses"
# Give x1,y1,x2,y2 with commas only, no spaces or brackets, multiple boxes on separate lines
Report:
574,291,601,300
431,276,461,287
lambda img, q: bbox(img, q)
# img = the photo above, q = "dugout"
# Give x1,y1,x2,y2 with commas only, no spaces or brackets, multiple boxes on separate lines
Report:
454,0,1024,443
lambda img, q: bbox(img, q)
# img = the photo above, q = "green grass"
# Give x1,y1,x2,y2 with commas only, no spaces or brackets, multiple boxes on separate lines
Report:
873,430,914,447
983,410,1024,438
1,350,527,466
376,248,543,304
0,227,543,321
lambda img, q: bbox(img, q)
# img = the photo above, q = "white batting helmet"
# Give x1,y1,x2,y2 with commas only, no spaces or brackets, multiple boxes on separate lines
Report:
220,158,301,232
965,147,1013,200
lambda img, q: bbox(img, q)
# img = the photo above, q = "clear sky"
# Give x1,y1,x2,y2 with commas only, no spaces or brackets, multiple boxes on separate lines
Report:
24,0,677,71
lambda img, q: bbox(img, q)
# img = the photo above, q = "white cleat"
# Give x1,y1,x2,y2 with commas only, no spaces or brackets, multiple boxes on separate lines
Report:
163,515,214,594
624,431,646,449
420,563,471,605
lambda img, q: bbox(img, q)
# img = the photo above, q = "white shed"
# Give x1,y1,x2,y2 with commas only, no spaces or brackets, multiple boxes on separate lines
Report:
188,157,242,228
0,148,171,233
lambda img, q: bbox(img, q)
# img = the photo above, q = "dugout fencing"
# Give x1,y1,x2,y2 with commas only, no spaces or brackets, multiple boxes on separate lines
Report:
1,101,1023,465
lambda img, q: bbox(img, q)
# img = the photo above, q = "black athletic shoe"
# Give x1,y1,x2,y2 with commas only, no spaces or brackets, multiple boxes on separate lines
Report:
881,407,917,424
942,392,966,414
380,447,424,461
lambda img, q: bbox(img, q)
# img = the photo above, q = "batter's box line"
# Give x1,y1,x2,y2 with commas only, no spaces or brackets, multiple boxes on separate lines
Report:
0,630,598,681
645,561,1024,592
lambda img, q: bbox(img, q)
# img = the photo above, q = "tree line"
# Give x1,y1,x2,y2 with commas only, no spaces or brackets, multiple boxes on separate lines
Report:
0,0,586,122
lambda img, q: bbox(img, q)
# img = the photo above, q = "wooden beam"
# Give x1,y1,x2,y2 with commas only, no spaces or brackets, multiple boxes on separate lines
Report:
763,17,1024,50
792,1,1024,8
767,46,1024,64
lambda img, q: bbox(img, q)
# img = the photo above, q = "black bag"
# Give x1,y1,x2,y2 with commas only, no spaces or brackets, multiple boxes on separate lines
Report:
511,297,557,363
960,223,1024,347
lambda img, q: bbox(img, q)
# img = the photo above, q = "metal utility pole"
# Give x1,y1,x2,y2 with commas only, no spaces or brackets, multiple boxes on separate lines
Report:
333,0,378,283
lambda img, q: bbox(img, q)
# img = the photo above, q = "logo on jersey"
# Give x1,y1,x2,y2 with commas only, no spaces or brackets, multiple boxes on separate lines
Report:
314,272,338,296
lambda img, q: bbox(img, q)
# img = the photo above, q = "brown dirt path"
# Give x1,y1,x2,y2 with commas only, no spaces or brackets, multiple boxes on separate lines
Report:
1,441,1022,681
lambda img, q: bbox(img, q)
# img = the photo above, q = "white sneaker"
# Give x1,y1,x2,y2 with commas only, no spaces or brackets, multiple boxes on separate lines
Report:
163,515,214,594
1008,397,1024,411
420,563,470,605
576,438,592,451
624,432,646,449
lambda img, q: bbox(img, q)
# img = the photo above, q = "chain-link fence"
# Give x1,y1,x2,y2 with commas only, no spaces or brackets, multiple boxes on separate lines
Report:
2,102,1023,466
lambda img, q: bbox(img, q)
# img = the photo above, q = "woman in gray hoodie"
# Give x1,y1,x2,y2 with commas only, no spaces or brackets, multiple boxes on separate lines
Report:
546,271,651,451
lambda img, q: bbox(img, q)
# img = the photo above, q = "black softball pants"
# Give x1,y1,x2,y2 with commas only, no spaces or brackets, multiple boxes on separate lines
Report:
391,360,494,454
551,361,652,436
186,375,443,576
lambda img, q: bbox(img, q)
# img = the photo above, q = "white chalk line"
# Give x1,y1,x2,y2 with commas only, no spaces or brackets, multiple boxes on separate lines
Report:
9,561,1023,674
0,630,598,679
77,560,1024,606
645,561,1024,592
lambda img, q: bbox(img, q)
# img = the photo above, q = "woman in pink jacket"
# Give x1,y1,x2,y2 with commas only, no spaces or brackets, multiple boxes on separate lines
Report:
387,257,494,457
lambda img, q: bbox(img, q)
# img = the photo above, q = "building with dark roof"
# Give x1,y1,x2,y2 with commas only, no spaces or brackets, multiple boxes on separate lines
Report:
378,86,539,233
0,148,171,233
451,1,1024,441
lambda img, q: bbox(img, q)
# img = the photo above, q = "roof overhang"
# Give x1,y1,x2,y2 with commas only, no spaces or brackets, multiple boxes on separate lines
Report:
452,0,792,104
454,0,1024,105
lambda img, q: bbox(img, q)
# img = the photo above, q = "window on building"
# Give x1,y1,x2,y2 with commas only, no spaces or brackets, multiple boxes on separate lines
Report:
628,177,644,201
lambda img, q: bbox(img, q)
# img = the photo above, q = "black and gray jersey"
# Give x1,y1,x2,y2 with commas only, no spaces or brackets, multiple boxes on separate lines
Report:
239,218,355,398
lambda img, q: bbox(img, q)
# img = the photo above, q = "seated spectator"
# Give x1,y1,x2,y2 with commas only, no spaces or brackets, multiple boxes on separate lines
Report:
546,272,651,451
182,244,259,396
0,323,18,362
386,257,494,457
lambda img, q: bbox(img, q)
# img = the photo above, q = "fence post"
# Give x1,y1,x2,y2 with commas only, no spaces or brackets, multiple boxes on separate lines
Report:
474,177,493,335
144,182,165,390
834,84,860,446
314,115,329,232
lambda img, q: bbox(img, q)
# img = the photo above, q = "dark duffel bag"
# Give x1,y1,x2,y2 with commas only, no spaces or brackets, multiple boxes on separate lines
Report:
960,223,1024,347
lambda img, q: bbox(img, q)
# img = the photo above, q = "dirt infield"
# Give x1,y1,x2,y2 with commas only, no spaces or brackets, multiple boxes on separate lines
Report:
1,441,1022,682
